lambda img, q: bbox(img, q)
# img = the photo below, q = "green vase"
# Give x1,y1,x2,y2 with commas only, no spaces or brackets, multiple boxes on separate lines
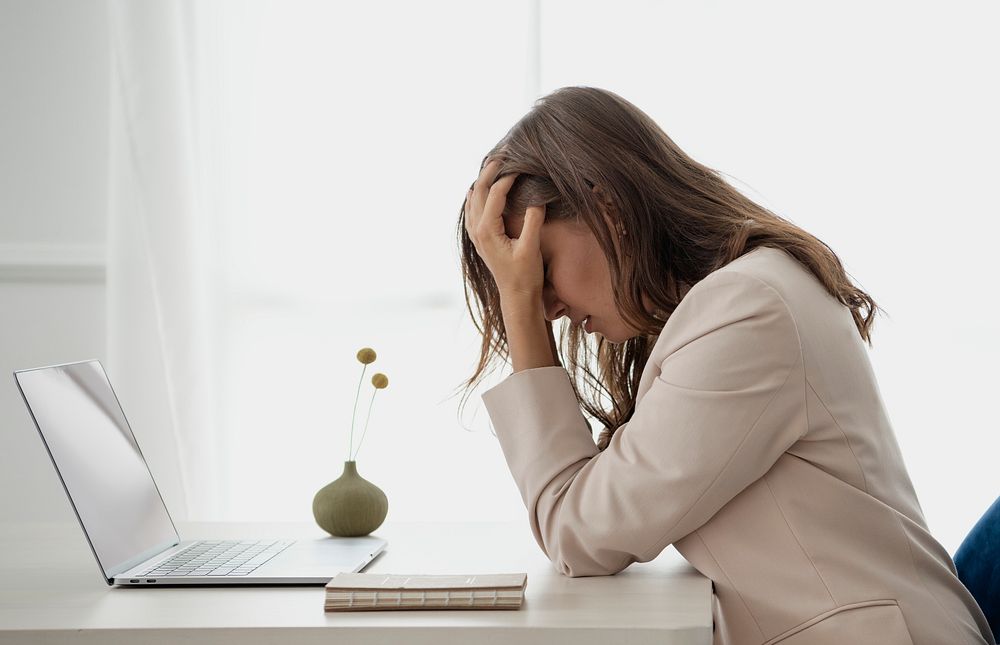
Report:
312,460,388,537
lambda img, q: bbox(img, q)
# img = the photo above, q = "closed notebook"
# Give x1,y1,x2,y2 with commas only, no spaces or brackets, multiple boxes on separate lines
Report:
324,572,527,611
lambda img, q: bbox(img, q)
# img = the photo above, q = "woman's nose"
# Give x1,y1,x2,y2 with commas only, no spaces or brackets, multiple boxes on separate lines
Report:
543,291,566,322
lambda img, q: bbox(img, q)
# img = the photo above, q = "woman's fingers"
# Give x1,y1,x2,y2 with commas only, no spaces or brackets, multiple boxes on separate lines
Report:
516,204,545,250
463,154,543,296
464,158,498,240
478,173,518,245
466,157,516,246
470,158,502,221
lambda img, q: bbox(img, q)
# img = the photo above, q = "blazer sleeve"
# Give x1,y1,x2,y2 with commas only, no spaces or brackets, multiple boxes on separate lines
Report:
481,269,806,577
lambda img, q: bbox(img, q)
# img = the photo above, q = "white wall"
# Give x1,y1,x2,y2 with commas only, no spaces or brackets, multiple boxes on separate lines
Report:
0,0,108,523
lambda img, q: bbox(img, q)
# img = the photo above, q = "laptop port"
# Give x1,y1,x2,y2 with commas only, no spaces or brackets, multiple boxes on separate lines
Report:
146,579,156,583
130,579,139,583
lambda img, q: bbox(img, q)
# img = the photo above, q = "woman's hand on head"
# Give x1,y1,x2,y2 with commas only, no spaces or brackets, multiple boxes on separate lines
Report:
464,158,546,301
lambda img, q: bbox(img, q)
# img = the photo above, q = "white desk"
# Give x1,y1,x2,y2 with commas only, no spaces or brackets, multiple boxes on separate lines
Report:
0,520,713,644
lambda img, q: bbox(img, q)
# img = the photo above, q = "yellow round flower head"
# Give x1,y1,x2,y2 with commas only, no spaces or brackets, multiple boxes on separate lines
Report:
356,348,377,364
371,373,389,389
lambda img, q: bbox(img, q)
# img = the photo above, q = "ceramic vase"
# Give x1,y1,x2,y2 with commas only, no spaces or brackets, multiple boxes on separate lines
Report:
312,460,388,537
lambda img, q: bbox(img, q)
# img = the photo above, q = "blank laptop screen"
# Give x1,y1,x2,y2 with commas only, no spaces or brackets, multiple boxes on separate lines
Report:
14,360,178,578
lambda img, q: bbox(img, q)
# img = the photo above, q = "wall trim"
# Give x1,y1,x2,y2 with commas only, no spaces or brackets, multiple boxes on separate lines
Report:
0,243,106,283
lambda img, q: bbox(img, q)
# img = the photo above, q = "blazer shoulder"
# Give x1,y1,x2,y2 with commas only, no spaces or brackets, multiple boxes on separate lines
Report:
646,256,804,378
674,245,806,328
713,245,821,305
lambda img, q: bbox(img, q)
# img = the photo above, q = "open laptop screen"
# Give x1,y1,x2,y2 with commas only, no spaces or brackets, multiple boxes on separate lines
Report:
14,360,179,580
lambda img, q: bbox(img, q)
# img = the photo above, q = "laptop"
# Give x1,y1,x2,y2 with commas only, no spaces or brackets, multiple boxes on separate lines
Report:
13,359,388,586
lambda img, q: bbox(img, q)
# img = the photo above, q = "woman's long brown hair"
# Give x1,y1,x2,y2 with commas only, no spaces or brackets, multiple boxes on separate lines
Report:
455,86,883,450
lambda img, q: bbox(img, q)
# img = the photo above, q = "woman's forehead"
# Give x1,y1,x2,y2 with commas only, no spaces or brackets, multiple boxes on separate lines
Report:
543,219,597,257
502,211,591,245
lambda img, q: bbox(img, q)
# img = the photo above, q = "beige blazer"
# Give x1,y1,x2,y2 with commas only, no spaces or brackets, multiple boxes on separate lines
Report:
482,246,994,645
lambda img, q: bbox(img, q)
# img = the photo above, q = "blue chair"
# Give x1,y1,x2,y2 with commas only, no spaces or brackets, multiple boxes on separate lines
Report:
954,495,1000,638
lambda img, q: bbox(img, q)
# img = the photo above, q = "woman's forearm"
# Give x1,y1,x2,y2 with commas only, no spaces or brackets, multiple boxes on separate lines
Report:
500,292,559,373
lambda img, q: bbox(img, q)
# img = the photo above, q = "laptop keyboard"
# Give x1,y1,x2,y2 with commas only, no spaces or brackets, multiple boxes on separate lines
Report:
138,539,296,577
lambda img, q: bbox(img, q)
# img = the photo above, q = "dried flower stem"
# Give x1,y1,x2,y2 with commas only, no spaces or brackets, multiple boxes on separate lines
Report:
352,389,379,461
350,364,368,461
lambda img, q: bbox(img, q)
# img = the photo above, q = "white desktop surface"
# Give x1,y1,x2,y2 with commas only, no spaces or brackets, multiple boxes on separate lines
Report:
0,520,713,645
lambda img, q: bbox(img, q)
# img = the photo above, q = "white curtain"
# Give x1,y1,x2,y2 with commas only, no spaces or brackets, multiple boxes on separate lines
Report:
106,0,537,522
107,0,222,520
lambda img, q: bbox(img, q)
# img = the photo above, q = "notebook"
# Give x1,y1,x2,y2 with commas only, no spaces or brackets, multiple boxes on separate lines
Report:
324,572,527,611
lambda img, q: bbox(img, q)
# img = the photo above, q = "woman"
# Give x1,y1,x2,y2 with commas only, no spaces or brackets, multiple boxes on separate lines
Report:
457,86,994,645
